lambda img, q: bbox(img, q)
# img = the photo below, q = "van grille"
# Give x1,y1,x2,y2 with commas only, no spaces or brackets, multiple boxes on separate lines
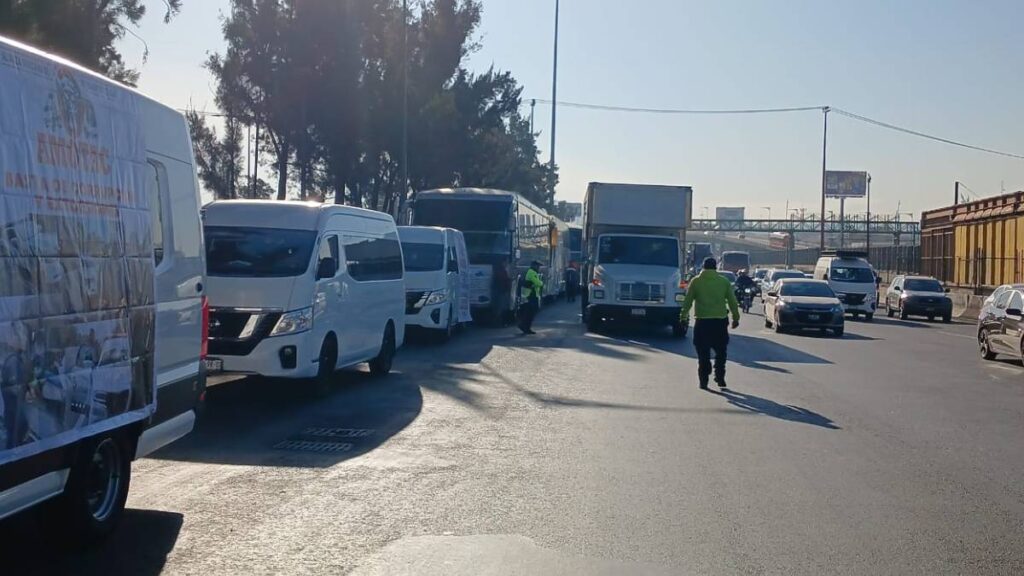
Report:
618,282,665,303
838,293,866,305
208,309,282,356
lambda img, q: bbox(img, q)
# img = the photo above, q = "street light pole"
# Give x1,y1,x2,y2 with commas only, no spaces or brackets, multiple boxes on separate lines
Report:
819,107,830,251
399,0,409,219
866,174,872,254
549,0,559,168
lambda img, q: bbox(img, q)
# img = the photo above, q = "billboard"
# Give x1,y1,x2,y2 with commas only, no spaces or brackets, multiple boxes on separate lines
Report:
825,171,868,199
716,207,745,221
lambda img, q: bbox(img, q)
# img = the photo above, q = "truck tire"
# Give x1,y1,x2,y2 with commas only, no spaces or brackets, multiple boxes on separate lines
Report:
57,432,132,543
585,313,602,333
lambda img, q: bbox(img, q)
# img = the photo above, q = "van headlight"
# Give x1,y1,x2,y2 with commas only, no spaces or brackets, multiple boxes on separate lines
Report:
424,290,447,306
270,307,313,336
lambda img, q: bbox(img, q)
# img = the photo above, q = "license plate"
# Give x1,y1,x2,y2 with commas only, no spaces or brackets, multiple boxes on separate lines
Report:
631,308,647,317
807,314,820,321
925,307,936,313
203,358,223,373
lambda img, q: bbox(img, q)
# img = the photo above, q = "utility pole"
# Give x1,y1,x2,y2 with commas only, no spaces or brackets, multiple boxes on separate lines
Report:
954,181,960,205
866,174,872,254
549,0,559,168
530,99,536,135
399,0,409,220
819,107,830,251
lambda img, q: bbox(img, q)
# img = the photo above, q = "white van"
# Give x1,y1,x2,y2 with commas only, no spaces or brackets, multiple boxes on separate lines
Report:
1,36,205,538
398,226,472,339
814,252,878,319
203,201,405,386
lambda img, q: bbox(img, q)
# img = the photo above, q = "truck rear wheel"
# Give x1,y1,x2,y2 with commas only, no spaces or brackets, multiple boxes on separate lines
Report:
58,433,132,543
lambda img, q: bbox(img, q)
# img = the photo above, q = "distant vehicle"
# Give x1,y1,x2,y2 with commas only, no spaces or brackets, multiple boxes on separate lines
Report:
568,226,583,267
398,226,471,340
979,288,1024,361
980,284,1024,321
1,35,206,540
769,232,792,250
762,269,805,295
204,201,405,386
413,188,559,324
752,268,768,296
763,279,845,336
814,252,878,320
719,271,738,285
720,251,751,273
581,183,692,337
687,242,713,275
885,275,953,322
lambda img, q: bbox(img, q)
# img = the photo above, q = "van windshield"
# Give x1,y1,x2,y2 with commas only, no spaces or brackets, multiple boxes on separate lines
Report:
401,242,445,272
205,226,316,278
904,278,943,292
830,266,875,283
599,236,678,267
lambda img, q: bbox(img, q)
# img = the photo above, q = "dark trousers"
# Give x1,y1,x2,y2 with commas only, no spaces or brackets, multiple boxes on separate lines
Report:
519,296,539,331
566,283,577,302
693,318,729,383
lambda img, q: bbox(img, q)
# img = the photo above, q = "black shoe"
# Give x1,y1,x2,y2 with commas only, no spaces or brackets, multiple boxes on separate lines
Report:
715,377,727,389
699,379,709,390
525,329,537,335
518,325,529,335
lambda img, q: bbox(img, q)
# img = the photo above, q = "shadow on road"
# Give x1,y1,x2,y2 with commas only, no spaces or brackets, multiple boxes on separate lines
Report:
151,367,422,468
1,508,183,576
710,388,840,429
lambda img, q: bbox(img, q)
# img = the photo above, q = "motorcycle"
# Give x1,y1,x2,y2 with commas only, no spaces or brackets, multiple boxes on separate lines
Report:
739,287,753,313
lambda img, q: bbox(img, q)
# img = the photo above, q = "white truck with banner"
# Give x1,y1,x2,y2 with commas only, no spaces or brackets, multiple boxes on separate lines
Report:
580,183,693,337
1,36,206,540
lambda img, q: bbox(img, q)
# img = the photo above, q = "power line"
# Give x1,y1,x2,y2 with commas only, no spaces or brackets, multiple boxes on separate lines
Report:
531,99,824,115
830,108,1024,160
529,98,1024,160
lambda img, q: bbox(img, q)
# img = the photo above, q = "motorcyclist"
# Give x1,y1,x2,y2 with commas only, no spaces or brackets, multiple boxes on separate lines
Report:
734,269,756,311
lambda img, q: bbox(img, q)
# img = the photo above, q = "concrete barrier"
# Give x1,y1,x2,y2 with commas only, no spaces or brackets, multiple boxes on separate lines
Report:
950,291,985,320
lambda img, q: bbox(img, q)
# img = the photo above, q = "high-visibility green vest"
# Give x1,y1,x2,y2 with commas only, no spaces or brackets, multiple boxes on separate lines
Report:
521,268,544,299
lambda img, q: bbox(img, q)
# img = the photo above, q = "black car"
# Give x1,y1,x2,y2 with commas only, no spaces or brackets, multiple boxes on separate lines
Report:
885,275,953,322
979,288,1024,361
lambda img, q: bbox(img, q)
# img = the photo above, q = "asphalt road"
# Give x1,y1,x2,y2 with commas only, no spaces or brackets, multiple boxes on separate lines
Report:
4,300,1024,575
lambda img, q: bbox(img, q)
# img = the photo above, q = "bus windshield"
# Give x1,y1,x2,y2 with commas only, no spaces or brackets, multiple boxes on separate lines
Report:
414,199,511,232
598,236,679,267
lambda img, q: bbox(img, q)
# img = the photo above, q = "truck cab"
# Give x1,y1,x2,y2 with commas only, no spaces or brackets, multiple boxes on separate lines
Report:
580,183,693,338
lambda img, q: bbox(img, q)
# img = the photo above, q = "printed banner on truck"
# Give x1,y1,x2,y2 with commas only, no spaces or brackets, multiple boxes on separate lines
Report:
0,46,156,465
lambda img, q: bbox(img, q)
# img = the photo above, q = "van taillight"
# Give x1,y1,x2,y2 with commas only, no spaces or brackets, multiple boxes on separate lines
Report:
201,296,209,359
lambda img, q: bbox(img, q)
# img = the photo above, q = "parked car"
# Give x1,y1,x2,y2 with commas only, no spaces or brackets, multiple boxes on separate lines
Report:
398,226,471,340
979,284,1024,321
763,279,845,336
885,275,953,322
204,201,406,388
978,288,1024,361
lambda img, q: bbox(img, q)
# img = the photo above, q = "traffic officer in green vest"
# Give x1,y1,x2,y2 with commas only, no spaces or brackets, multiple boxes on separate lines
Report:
680,257,741,389
518,260,544,335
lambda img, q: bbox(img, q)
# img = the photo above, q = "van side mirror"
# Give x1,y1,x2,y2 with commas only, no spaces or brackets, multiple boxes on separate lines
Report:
1007,308,1023,317
316,257,337,280
893,287,901,293
944,287,950,293
767,290,777,297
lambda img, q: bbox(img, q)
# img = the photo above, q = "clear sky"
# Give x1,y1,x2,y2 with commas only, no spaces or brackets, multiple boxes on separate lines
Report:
120,0,1024,217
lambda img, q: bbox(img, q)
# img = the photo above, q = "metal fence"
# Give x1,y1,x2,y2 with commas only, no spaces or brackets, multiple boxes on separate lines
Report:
869,245,921,283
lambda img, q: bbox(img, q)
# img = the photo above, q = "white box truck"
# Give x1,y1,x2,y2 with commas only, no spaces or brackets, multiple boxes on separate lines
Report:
580,183,693,336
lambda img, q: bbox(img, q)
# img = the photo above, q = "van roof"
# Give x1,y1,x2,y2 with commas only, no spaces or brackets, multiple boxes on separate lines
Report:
204,200,394,230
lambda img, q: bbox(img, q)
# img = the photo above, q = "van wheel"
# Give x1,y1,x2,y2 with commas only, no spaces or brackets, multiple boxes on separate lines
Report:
57,433,131,543
311,337,338,396
899,305,909,320
370,324,396,376
887,304,894,318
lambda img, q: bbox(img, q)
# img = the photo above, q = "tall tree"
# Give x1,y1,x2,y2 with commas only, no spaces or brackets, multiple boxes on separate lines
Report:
186,110,245,200
0,0,182,84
